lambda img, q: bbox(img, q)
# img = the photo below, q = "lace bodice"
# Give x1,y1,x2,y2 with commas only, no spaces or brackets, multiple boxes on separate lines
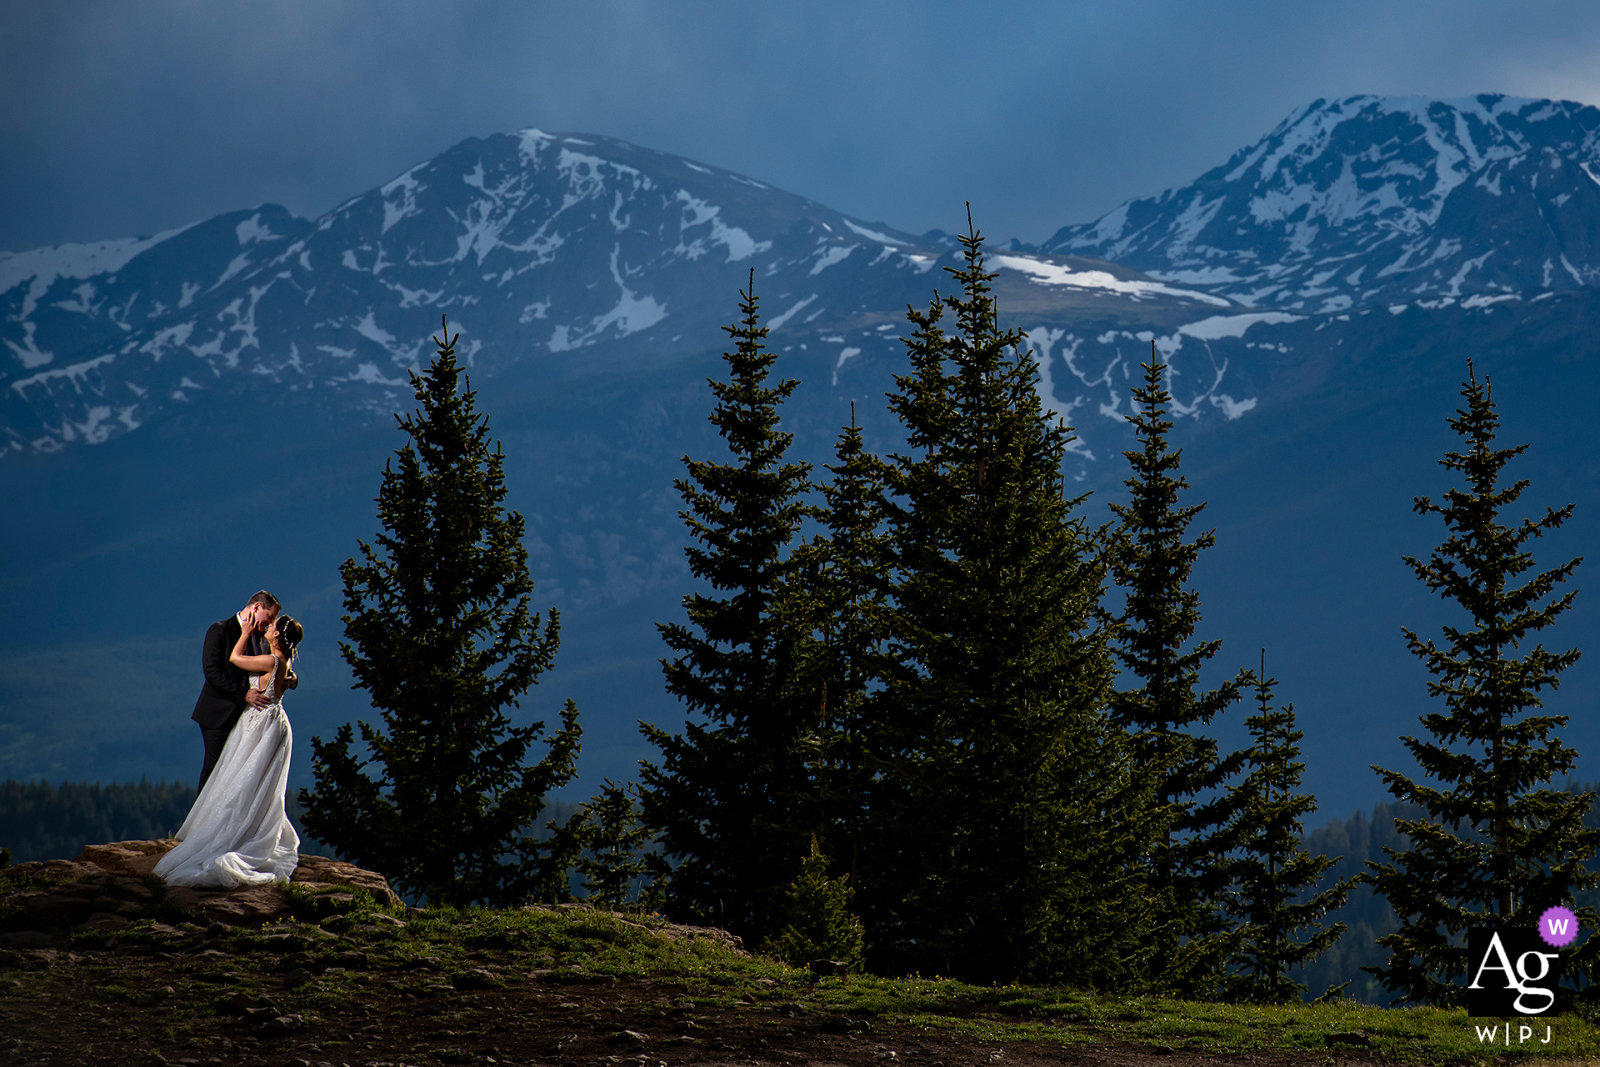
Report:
255,655,285,705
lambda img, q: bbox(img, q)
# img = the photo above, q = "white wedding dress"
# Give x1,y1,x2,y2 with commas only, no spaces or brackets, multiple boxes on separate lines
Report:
155,657,301,887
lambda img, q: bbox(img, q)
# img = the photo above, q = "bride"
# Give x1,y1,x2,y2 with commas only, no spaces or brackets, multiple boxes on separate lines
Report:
155,614,304,888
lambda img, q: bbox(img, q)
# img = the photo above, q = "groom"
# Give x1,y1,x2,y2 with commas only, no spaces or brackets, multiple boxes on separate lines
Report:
192,590,295,789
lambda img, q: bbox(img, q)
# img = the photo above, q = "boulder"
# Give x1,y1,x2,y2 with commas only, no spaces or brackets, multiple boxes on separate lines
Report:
75,913,133,934
0,841,404,932
78,841,170,878
290,854,403,908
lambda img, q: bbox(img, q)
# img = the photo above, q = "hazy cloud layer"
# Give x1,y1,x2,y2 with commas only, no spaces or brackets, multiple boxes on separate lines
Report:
5,0,1600,252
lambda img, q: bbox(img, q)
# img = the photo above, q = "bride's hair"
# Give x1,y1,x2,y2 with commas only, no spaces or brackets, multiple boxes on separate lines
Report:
274,615,304,660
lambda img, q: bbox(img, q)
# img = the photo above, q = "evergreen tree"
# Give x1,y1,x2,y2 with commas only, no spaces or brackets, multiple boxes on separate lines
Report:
1107,349,1250,997
1367,362,1597,1007
1225,651,1355,1003
639,272,815,943
870,210,1148,984
763,835,867,970
573,780,655,911
790,404,894,889
301,317,582,908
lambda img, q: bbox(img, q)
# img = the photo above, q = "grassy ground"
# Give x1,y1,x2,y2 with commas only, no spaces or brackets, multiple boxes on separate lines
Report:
3,881,1598,1065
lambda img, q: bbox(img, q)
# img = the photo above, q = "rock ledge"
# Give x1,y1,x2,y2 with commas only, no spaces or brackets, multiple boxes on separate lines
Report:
1,839,402,939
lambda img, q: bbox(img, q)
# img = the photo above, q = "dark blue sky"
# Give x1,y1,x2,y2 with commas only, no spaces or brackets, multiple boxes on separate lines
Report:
5,1,1600,254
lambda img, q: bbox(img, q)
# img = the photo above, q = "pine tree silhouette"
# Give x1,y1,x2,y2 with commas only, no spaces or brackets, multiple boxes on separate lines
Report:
1107,347,1250,997
788,403,894,895
640,272,815,943
1367,362,1597,1007
301,316,582,907
763,835,866,970
1226,651,1355,1003
573,780,655,911
870,208,1151,984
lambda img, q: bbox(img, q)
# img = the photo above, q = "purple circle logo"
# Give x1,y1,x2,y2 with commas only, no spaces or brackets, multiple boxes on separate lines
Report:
1539,905,1579,948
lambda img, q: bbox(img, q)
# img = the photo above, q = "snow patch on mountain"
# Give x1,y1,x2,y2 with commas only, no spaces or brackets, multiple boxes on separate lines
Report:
234,214,282,246
995,255,1231,306
381,168,426,234
843,219,901,245
2,226,203,372
0,227,193,298
674,192,769,262
810,244,856,275
1024,314,1274,432
769,294,818,331
1179,312,1302,339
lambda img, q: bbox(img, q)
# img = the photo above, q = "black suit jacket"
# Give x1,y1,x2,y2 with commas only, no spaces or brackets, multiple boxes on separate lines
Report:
192,615,263,729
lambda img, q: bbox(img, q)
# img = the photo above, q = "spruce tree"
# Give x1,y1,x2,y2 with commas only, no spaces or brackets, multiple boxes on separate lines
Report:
301,317,582,907
870,210,1148,984
639,272,814,943
1367,363,1597,1007
763,836,867,970
791,404,894,890
1107,349,1250,997
573,780,655,911
1225,651,1355,1003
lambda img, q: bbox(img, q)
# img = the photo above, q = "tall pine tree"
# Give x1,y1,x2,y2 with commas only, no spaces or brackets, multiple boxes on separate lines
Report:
789,404,895,891
1367,363,1597,1007
639,272,815,943
1225,651,1355,1003
301,317,582,907
869,210,1150,984
1107,349,1250,997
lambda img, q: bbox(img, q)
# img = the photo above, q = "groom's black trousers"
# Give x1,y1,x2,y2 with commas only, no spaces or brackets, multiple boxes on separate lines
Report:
198,715,240,791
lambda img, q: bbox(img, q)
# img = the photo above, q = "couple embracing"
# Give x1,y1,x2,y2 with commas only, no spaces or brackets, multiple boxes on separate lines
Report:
154,591,306,889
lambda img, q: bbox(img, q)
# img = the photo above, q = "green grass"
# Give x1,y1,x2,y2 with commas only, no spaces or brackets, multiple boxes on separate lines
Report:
311,902,1600,1063
34,885,1600,1064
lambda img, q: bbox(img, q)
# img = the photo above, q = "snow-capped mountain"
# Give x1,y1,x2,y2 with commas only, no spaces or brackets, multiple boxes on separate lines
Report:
10,98,1600,850
0,130,1227,457
1043,94,1600,311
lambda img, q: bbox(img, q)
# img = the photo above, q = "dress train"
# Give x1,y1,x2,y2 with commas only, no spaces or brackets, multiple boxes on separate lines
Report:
155,660,300,888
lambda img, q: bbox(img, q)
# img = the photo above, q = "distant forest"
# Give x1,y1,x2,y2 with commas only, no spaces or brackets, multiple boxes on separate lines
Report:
6,776,1599,1004
0,778,327,863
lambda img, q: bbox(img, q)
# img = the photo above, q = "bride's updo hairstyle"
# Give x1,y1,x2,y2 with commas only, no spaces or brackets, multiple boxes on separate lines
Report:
275,615,304,661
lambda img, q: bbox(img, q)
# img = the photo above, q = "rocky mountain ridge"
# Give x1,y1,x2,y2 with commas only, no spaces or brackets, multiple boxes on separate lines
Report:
0,130,1228,460
1043,94,1600,312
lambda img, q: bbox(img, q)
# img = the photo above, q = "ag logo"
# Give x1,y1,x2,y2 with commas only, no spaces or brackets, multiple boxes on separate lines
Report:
1466,928,1561,1017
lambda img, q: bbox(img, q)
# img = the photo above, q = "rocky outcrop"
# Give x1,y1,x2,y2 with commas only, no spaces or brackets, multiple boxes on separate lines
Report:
290,852,401,906
0,839,402,940
527,901,747,956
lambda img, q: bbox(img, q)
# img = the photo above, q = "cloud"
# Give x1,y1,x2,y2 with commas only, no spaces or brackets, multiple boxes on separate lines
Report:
3,0,1600,252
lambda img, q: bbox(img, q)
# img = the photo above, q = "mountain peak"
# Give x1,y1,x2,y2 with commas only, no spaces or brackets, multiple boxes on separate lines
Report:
9,128,1220,456
1046,94,1600,310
